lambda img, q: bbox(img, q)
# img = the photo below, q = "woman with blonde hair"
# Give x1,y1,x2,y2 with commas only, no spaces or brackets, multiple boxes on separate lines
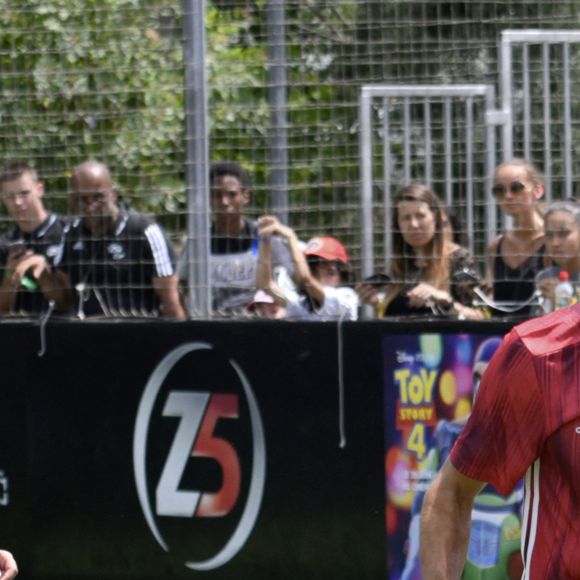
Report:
358,183,483,319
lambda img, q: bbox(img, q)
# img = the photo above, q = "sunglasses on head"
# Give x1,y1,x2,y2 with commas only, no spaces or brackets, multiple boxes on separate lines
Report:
492,181,527,198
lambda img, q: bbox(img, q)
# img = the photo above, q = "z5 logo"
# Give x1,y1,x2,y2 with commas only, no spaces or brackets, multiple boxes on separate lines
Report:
156,392,241,519
134,342,266,572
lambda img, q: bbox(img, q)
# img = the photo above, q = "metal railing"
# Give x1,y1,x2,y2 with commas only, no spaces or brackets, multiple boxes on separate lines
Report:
359,84,499,279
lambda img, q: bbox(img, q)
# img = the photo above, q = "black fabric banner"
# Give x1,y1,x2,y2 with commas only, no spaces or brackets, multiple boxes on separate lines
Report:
0,318,512,579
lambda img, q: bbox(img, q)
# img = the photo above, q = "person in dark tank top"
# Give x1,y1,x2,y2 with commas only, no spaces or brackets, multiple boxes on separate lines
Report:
486,158,546,317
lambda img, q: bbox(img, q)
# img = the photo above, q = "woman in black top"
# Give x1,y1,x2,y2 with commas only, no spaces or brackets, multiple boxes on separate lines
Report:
358,183,483,319
486,159,546,317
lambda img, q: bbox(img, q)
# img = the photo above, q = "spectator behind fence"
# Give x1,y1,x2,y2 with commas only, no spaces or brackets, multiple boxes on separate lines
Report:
246,289,287,319
177,161,294,316
534,199,580,313
0,161,69,315
256,215,358,320
357,183,483,320
58,160,184,319
486,158,546,316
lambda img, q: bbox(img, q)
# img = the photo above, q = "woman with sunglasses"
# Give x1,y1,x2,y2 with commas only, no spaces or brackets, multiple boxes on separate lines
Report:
358,183,483,319
487,158,546,316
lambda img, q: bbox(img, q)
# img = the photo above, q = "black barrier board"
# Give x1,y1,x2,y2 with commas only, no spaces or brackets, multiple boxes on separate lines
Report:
0,319,512,579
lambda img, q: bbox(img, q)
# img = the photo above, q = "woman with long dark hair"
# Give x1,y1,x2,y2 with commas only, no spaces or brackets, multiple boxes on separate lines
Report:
358,183,483,319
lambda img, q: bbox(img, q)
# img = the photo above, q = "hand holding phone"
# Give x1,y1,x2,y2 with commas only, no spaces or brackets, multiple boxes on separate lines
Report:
8,240,26,258
6,241,29,271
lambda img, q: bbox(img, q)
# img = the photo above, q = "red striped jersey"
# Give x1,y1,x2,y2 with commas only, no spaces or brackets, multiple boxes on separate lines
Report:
451,304,580,579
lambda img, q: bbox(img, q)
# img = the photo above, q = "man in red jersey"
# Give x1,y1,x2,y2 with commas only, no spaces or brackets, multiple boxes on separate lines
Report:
420,306,580,579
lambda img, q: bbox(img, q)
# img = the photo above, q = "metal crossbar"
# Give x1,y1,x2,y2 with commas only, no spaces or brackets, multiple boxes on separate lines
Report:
501,30,580,201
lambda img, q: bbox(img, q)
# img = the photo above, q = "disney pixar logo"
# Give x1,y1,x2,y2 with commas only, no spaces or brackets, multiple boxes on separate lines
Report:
133,342,266,571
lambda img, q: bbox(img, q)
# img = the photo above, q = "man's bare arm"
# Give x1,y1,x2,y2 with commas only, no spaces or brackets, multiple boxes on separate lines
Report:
420,460,485,580
0,272,17,314
34,259,74,311
0,252,73,313
258,215,326,305
153,274,186,320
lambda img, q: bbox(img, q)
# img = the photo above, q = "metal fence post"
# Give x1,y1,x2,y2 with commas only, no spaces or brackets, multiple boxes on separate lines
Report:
183,0,211,317
266,0,289,224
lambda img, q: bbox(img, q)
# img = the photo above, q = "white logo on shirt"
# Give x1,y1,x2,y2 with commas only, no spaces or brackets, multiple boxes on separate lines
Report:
46,244,60,258
108,243,126,261
210,250,257,289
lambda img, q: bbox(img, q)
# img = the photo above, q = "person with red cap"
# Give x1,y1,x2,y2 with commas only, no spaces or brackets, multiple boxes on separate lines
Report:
256,216,358,320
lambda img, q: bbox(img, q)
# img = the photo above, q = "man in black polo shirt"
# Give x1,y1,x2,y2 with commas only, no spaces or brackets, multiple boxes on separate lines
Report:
59,160,185,319
0,161,69,315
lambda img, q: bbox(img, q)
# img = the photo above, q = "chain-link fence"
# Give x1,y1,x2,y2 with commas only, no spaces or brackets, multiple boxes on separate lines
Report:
0,1,579,318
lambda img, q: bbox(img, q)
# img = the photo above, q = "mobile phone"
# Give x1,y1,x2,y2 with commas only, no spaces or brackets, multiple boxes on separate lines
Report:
7,240,26,255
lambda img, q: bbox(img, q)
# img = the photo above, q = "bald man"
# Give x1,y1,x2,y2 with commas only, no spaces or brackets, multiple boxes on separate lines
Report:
58,161,185,319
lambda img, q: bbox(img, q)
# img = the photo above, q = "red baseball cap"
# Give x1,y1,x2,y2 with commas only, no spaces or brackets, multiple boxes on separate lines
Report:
304,236,349,265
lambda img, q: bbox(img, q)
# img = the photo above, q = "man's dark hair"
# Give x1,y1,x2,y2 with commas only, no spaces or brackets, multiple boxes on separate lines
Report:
0,160,38,184
209,161,251,190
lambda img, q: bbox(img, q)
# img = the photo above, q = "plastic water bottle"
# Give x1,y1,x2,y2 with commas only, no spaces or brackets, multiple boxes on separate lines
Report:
555,270,574,309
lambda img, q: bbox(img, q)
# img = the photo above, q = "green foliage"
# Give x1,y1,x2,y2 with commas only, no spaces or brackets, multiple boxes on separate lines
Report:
206,2,270,195
206,1,361,226
4,0,578,240
0,0,185,214
0,0,363,234
363,0,580,83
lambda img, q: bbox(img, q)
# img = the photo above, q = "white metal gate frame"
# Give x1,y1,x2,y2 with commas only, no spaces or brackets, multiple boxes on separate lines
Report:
500,30,580,201
359,84,500,279
359,29,580,280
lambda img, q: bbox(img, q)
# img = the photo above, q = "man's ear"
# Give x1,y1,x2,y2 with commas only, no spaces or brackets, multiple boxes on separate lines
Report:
37,181,45,198
111,188,119,203
242,188,251,205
